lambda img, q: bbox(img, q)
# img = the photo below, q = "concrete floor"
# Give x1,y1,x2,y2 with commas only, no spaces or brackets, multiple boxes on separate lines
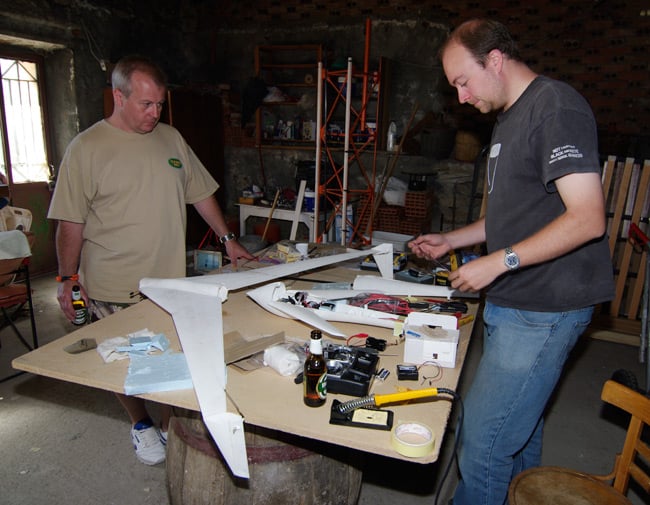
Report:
1,274,647,505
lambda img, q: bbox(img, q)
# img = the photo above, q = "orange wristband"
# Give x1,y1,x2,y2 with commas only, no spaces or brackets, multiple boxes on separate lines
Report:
56,274,79,282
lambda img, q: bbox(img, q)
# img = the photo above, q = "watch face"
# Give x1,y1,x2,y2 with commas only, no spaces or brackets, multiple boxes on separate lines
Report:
505,248,520,270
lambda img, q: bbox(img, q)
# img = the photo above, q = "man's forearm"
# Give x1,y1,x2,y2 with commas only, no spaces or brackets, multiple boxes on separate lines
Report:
55,221,84,275
193,195,230,238
445,217,487,250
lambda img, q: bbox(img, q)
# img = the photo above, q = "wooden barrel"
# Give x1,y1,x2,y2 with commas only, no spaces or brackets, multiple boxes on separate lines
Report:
166,411,363,505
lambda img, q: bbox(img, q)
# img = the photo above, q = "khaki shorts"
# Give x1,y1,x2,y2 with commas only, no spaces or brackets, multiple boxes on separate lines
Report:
89,299,135,321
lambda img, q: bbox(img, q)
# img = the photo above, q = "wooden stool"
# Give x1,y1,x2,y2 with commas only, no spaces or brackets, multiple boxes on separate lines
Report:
508,379,650,505
509,466,632,504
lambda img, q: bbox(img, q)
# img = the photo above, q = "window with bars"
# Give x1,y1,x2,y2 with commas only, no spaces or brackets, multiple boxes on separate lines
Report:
0,57,50,185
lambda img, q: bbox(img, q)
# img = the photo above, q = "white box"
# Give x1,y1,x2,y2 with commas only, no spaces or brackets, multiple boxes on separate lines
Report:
402,312,459,368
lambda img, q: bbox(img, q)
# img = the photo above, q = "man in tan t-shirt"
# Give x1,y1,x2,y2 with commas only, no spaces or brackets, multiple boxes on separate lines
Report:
48,55,253,465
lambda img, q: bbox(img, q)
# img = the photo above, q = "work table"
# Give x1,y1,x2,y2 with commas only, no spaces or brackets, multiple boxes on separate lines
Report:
13,266,479,464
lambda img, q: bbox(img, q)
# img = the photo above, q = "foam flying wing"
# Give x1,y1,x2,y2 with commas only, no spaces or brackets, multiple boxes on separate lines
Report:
138,243,394,478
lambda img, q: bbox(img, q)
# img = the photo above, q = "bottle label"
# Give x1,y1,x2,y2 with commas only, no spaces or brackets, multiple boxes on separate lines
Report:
73,308,87,325
310,339,323,355
316,373,327,399
72,300,87,325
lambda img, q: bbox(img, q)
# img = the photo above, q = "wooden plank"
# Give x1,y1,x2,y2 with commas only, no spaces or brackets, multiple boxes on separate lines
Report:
628,160,650,318
629,251,647,319
290,180,306,240
612,159,647,316
587,329,640,347
609,158,634,256
602,155,617,210
591,312,642,336
611,158,637,315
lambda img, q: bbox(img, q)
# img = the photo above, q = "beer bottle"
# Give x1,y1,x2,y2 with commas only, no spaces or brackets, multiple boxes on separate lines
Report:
303,329,327,407
71,285,88,325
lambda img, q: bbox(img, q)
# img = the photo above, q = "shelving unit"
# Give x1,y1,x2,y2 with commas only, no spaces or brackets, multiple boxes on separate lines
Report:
254,44,323,149
314,22,388,246
253,22,390,247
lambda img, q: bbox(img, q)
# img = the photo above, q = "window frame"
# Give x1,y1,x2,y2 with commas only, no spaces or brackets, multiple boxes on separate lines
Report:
0,47,53,190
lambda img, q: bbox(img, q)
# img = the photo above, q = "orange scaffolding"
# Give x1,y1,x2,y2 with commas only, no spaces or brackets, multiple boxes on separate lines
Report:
314,18,383,246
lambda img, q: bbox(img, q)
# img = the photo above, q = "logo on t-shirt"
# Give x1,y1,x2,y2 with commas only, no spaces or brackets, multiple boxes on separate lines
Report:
549,145,584,165
168,158,183,169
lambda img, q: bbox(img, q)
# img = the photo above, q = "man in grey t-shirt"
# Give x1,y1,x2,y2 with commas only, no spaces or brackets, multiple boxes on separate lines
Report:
410,19,614,505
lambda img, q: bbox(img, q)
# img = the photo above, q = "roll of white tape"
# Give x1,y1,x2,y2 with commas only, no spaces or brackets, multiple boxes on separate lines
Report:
391,421,435,457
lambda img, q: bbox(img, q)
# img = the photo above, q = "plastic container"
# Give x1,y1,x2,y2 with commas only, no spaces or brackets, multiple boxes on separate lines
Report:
304,191,316,212
335,205,354,243
387,121,397,152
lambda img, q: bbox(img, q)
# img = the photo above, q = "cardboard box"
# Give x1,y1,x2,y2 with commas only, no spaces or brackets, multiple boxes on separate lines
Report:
371,231,414,253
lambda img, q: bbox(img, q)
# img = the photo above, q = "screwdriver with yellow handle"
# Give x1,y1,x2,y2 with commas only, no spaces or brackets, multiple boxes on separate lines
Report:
448,250,460,271
336,387,457,414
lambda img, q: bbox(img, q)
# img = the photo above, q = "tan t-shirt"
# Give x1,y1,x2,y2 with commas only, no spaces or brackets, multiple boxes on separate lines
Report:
48,120,219,303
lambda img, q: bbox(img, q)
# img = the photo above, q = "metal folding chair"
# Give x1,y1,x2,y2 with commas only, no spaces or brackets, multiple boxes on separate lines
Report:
0,230,38,382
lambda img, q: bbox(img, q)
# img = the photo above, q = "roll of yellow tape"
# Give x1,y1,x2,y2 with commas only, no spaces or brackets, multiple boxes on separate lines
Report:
391,421,435,457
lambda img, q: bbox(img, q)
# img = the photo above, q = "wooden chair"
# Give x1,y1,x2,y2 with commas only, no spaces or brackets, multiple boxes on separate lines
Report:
508,379,650,505
0,230,38,382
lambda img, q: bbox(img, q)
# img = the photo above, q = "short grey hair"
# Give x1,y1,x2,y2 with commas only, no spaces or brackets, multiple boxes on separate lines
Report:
111,55,167,97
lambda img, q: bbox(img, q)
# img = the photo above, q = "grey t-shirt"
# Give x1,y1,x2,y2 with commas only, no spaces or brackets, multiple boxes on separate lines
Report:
484,76,614,311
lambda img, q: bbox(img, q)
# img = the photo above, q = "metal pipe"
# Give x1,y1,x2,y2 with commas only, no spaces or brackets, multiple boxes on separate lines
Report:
314,61,323,242
341,58,353,245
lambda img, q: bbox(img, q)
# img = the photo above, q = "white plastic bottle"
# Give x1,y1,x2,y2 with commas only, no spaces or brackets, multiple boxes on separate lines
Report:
387,121,397,152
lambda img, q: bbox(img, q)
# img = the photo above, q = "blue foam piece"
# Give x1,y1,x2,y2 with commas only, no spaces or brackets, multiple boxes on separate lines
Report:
124,351,193,395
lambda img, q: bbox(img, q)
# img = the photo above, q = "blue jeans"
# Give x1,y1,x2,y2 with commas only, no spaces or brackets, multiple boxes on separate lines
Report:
452,302,594,505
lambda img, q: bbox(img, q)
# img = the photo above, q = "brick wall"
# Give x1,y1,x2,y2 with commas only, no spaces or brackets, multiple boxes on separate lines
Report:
208,0,649,156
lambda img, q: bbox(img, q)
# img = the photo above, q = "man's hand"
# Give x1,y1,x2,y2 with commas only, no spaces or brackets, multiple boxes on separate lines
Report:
57,281,89,322
449,253,507,293
408,234,453,261
224,240,255,267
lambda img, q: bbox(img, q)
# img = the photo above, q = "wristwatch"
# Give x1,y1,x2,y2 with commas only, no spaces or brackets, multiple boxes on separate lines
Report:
504,246,520,271
219,232,237,244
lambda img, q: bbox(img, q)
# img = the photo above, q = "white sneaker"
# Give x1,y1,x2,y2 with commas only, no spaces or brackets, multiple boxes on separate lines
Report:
159,429,168,446
131,420,166,465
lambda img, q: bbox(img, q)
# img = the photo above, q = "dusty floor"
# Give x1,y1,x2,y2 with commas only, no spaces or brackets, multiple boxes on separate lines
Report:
1,274,647,504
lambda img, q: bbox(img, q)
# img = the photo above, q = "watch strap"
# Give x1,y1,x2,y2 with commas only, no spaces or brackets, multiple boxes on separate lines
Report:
219,232,237,244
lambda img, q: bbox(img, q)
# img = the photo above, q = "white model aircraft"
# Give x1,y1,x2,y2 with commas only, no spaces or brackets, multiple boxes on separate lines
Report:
138,243,394,478
246,274,477,338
